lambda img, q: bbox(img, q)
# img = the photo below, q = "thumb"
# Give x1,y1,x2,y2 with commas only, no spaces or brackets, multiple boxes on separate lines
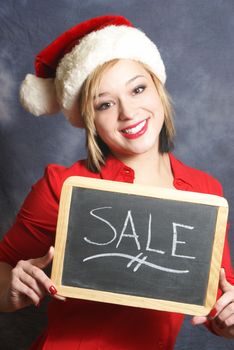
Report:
30,246,54,269
219,268,232,293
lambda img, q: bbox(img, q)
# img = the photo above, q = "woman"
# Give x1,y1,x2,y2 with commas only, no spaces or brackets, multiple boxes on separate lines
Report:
0,14,234,350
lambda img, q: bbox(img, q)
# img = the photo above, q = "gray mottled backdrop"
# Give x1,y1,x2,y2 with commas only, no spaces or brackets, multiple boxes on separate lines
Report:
0,0,234,349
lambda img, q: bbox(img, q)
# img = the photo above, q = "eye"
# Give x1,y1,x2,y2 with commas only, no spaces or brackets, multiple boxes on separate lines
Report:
96,101,114,111
133,85,146,95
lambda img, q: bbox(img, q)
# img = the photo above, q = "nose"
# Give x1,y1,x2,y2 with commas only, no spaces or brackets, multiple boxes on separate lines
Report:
118,99,137,121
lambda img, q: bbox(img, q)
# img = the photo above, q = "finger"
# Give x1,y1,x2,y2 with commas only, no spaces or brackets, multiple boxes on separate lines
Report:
211,318,234,338
215,302,234,325
11,278,40,306
209,319,225,336
221,313,234,329
215,290,234,316
13,261,44,298
53,294,66,301
219,268,232,293
19,272,45,299
13,263,46,302
21,263,57,296
29,246,54,270
191,305,219,325
191,315,207,325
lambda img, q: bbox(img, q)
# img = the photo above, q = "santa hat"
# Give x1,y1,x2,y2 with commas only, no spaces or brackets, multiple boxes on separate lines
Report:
19,15,166,128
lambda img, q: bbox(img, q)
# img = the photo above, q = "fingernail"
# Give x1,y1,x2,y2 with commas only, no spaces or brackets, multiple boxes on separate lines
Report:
209,307,217,319
49,285,57,295
36,301,41,308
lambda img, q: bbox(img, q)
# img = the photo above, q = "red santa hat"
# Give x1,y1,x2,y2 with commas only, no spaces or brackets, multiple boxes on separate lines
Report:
19,15,166,127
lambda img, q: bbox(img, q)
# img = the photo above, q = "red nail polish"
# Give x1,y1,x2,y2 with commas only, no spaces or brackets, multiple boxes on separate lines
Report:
49,285,57,295
209,307,217,318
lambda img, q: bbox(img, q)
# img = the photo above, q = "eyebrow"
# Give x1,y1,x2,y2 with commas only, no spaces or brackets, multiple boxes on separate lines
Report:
96,75,146,98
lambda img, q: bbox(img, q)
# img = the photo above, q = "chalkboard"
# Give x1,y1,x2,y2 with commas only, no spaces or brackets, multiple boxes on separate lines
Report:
51,176,228,316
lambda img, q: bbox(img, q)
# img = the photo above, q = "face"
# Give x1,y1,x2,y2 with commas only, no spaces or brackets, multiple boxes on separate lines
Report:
93,59,165,160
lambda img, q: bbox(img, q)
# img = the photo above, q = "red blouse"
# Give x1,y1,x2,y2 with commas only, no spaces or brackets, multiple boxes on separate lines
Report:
0,153,233,350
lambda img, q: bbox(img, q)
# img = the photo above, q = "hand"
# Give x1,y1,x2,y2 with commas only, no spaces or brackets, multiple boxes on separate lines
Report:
192,268,234,338
5,246,65,311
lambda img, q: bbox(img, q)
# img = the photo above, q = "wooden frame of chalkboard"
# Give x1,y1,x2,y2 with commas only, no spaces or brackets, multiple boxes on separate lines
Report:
51,176,228,316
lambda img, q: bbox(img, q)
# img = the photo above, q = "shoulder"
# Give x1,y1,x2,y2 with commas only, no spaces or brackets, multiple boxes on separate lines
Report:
18,160,91,213
170,154,223,196
39,159,99,199
18,159,98,222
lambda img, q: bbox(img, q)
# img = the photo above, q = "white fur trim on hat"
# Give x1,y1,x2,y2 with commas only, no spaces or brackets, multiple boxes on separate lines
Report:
19,74,60,116
55,25,166,127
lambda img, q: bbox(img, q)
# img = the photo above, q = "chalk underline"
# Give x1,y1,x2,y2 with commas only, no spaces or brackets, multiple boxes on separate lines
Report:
83,252,189,274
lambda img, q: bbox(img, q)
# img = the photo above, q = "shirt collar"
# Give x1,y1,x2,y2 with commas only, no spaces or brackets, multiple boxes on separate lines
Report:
100,153,194,190
168,153,194,190
100,153,135,183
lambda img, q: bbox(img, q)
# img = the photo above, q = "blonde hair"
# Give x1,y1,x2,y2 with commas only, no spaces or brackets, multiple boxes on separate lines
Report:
78,59,175,173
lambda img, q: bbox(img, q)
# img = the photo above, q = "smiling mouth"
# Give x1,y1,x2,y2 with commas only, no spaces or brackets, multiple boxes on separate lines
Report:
121,120,147,135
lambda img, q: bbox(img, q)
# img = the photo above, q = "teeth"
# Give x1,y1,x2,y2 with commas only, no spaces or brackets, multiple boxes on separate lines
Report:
121,120,146,134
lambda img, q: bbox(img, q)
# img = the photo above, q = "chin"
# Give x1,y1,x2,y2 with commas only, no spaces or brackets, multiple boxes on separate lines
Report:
110,137,159,158
132,141,158,154
123,146,157,157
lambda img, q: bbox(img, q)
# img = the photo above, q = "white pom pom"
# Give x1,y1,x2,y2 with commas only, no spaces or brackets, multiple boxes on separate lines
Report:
19,74,60,116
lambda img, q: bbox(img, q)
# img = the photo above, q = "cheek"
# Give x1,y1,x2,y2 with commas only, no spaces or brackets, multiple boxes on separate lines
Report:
95,119,114,144
147,101,164,125
95,112,118,134
152,96,164,120
94,115,106,133
143,91,164,113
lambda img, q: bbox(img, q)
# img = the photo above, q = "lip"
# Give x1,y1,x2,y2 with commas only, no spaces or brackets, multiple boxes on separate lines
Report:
120,119,149,139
